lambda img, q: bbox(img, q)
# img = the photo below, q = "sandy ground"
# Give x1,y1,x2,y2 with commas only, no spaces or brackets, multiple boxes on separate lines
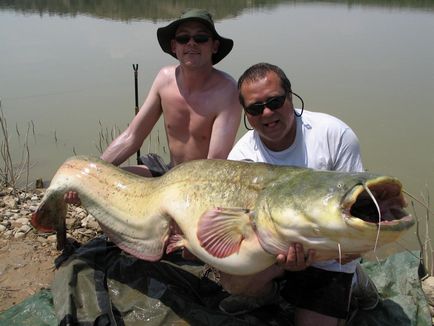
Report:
0,234,59,312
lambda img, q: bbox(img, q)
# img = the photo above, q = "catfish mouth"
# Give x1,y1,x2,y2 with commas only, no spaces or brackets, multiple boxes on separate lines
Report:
345,179,412,226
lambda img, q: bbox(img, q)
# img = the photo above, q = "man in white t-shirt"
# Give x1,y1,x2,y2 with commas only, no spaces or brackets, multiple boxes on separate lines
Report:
220,63,378,325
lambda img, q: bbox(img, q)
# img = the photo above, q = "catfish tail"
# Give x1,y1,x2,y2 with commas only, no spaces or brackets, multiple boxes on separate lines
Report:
31,189,68,250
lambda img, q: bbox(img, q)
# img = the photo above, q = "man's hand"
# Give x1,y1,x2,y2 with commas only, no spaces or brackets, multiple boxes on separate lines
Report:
276,243,315,272
64,191,81,206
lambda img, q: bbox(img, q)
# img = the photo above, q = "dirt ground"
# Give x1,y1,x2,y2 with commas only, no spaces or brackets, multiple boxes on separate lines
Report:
0,234,59,312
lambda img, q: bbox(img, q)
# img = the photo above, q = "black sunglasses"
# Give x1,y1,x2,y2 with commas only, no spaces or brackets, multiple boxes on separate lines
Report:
244,95,286,116
174,34,210,44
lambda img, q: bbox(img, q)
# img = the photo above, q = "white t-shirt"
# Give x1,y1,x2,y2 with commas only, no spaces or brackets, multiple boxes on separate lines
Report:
228,109,364,273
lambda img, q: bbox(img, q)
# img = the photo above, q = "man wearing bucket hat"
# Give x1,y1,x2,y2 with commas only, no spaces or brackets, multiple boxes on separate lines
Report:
100,8,241,175
65,9,241,204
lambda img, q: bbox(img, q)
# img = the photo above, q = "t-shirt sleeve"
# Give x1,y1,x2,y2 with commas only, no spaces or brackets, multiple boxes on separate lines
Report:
333,128,364,172
227,132,256,161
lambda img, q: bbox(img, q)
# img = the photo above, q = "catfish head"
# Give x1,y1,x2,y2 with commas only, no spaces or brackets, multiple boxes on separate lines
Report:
253,169,414,259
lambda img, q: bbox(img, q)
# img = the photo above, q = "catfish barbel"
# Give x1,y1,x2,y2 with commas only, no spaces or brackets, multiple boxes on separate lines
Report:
31,156,414,275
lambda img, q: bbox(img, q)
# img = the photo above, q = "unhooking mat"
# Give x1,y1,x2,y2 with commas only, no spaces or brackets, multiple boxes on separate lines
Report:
0,237,431,326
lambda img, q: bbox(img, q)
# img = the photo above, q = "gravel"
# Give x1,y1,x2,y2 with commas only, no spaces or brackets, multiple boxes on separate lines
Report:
0,187,102,246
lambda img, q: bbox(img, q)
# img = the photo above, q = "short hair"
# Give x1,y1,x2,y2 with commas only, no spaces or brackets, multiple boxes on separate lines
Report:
238,63,292,107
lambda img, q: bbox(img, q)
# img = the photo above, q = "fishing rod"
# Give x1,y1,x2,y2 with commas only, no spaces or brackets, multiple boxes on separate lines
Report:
132,64,141,165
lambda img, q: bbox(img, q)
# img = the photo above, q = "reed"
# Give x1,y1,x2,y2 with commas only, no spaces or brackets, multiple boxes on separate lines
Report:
95,121,167,161
95,120,122,154
0,101,32,193
406,189,434,277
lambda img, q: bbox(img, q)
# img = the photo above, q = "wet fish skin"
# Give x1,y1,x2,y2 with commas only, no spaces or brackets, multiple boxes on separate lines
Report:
31,156,414,275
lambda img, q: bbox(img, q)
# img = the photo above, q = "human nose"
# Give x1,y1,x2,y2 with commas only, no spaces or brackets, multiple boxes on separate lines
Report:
261,106,275,116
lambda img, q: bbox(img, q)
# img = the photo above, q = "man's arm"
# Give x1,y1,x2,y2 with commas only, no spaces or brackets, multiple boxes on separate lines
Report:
207,83,242,159
101,70,166,166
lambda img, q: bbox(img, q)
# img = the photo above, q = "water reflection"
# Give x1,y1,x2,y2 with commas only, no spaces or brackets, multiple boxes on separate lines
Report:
1,0,433,22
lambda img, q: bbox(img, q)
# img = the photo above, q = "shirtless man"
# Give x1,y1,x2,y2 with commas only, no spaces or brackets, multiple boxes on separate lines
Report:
65,9,241,203
103,9,241,175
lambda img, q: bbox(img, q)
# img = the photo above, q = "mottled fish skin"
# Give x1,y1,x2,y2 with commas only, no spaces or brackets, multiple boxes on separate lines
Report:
31,156,414,275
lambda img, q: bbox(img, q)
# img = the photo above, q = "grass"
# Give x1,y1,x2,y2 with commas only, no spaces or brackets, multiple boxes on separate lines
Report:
0,101,32,194
406,189,434,277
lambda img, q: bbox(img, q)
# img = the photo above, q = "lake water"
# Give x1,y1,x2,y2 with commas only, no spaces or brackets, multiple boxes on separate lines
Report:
1,0,433,257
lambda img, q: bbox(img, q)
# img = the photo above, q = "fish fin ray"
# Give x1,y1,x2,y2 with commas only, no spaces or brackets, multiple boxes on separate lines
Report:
197,207,252,258
166,234,186,254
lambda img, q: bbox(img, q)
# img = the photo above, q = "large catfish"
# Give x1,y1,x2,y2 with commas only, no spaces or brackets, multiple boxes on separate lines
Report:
31,156,414,275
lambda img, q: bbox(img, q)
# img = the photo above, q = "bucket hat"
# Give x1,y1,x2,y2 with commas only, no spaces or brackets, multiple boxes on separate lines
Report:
157,9,233,65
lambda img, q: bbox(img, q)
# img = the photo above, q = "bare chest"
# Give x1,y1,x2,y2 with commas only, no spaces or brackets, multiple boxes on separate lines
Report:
161,89,217,134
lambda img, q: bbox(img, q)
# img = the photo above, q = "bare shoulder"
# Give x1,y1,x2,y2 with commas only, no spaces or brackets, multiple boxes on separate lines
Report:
154,65,177,86
212,68,237,88
209,68,238,100
158,64,177,76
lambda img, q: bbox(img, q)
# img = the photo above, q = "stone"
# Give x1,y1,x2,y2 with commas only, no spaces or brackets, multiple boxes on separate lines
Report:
3,195,17,209
422,276,434,306
65,218,76,228
19,224,32,233
0,220,10,227
29,205,39,212
47,235,57,243
87,221,100,230
2,211,13,218
15,217,30,225
14,231,26,239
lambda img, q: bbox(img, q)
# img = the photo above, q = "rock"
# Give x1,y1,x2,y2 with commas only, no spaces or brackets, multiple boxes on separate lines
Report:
15,217,30,225
9,213,20,220
47,235,57,243
65,218,76,228
19,224,32,233
14,231,26,239
3,211,13,218
422,276,434,306
37,236,48,243
3,195,17,209
77,211,88,219
1,187,104,248
4,230,12,238
87,221,100,230
29,205,39,212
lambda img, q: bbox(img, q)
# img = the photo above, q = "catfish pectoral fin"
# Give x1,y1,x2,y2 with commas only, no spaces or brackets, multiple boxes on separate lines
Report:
197,207,253,258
